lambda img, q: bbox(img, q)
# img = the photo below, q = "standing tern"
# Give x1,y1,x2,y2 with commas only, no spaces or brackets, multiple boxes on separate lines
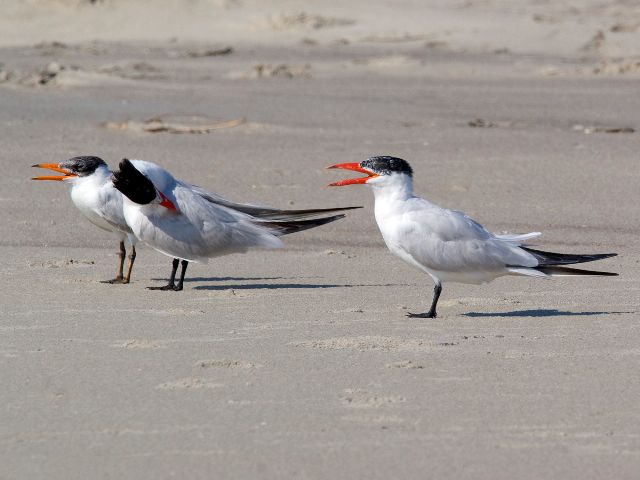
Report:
32,156,138,284
328,156,617,318
112,158,361,291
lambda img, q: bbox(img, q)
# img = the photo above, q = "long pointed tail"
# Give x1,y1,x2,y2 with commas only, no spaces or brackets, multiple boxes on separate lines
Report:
521,246,617,266
254,214,347,236
535,265,618,277
245,205,361,221
194,187,362,220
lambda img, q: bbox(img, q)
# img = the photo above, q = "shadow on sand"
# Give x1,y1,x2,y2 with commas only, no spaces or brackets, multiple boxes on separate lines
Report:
146,274,406,291
181,276,286,283
150,276,329,283
192,282,402,291
463,309,632,318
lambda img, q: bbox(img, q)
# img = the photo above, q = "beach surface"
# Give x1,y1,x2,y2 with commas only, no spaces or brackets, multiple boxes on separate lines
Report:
1,1,639,478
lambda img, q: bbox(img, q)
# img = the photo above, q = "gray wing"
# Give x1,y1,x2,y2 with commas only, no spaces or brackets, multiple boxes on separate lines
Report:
137,183,283,262
395,202,538,271
94,182,134,235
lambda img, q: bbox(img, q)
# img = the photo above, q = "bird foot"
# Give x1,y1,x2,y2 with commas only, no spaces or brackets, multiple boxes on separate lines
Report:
406,311,437,319
102,277,129,284
147,284,182,291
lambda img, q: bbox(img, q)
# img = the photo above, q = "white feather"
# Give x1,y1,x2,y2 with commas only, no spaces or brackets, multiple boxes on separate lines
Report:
495,231,542,244
67,164,135,245
123,160,285,263
367,173,540,285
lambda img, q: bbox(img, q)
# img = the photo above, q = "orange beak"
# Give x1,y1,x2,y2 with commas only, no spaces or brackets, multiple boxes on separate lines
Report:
32,163,77,181
327,163,378,186
158,192,177,212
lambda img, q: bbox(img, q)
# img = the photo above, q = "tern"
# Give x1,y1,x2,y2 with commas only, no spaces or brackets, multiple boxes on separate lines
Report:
328,156,617,318
32,156,138,284
112,158,361,291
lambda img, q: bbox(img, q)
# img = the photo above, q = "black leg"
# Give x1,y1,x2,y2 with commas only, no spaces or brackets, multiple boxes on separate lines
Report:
102,241,127,284
148,258,181,291
407,282,442,318
175,260,188,291
123,245,136,284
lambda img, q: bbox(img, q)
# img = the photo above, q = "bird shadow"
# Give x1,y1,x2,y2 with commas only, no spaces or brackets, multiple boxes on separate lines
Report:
192,282,402,291
463,309,633,318
150,276,328,283
182,276,286,283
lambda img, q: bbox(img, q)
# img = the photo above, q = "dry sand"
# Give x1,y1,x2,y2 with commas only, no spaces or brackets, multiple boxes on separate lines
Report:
1,1,639,478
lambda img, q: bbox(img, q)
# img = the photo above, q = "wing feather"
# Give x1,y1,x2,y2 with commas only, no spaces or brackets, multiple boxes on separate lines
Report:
384,201,537,273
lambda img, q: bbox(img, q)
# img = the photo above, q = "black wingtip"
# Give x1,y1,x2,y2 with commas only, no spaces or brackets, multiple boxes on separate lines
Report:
536,265,619,276
254,213,347,236
271,205,363,216
197,195,364,221
522,247,618,266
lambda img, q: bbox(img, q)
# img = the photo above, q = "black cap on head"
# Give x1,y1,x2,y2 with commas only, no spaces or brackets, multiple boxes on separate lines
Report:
60,156,107,176
360,156,413,177
112,159,157,205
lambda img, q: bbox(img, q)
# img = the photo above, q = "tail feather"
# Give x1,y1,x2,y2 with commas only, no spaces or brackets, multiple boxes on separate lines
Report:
193,187,362,220
522,246,617,266
254,214,346,236
244,206,360,221
496,231,541,244
535,265,618,277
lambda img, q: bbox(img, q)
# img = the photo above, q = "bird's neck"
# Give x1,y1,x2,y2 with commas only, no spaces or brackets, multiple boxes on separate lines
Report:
68,166,111,192
370,175,414,203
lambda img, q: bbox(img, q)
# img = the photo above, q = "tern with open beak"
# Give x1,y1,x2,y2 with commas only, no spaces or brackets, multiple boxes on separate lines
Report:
112,158,361,291
329,156,617,318
32,156,138,284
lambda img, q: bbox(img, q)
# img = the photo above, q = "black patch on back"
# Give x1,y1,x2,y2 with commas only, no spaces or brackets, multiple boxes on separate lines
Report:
360,156,413,176
112,159,156,205
60,156,107,176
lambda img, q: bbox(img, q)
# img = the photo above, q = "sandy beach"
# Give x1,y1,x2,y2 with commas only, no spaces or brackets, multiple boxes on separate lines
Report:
1,1,639,478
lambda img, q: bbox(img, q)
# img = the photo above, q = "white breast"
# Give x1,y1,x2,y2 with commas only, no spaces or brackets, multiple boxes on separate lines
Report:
68,168,130,239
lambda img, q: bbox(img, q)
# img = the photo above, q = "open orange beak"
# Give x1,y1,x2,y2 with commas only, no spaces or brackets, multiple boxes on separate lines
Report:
327,163,378,186
32,163,77,181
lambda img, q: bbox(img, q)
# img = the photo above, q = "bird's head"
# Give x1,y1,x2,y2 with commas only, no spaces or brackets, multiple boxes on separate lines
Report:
112,158,177,212
32,156,108,182
328,156,413,188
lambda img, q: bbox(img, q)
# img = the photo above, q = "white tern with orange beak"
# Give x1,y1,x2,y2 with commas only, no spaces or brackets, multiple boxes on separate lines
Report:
32,156,138,284
113,159,361,291
329,156,617,318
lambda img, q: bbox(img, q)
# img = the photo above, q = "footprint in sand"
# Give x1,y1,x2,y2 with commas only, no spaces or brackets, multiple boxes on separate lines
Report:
28,259,95,268
96,62,164,80
341,414,409,430
156,378,224,390
113,339,169,350
386,360,425,369
267,12,355,31
352,55,421,69
341,388,406,409
292,336,432,352
227,64,312,80
0,62,139,88
103,114,246,134
197,359,260,369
